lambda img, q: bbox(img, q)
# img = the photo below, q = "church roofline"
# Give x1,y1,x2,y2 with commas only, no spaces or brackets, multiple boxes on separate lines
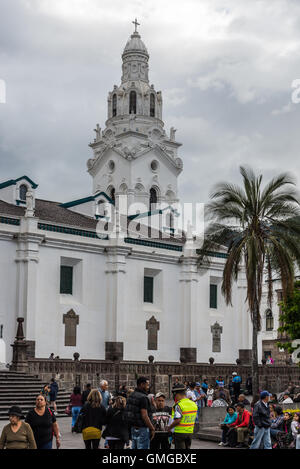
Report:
0,176,38,190
60,191,115,209
128,205,180,221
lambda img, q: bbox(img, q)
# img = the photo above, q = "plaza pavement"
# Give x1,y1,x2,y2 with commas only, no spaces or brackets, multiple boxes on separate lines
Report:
0,416,224,450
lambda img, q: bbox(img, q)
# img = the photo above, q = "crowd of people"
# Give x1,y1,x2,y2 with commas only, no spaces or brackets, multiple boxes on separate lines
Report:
0,373,299,450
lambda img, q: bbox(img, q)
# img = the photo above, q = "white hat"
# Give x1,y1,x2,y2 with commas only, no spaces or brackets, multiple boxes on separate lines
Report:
232,372,237,376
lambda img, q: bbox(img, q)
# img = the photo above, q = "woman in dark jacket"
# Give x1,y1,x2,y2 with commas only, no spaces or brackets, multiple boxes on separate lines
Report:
80,389,106,449
102,396,129,449
275,412,293,449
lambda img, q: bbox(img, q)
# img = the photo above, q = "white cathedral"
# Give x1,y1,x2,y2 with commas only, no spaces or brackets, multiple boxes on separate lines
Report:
0,24,280,367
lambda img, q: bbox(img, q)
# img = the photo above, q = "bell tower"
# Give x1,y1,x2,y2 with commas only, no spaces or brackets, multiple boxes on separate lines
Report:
87,21,183,214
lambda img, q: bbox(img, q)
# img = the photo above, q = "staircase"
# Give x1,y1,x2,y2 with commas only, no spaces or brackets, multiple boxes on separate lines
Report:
0,370,71,420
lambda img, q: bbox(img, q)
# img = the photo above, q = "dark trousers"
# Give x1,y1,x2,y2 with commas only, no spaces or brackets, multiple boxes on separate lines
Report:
227,428,238,447
174,434,192,449
220,425,230,443
108,440,126,449
150,434,171,450
84,439,100,449
233,385,241,403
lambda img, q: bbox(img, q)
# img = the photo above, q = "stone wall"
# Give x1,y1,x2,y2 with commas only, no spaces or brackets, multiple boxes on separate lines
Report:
27,359,300,397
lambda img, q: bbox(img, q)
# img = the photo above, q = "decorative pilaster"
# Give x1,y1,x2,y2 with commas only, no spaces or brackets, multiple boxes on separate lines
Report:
179,226,198,363
105,239,131,361
15,211,44,353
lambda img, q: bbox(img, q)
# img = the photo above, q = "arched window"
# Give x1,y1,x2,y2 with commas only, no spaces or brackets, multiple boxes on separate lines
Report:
112,94,117,117
149,187,158,210
266,309,274,331
167,212,174,229
19,184,28,201
110,187,115,203
129,91,137,114
150,94,155,117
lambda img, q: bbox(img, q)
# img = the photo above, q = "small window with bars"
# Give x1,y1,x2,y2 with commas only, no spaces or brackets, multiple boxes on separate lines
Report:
60,266,73,294
129,91,137,114
112,94,117,117
210,284,217,309
150,93,155,117
144,276,154,303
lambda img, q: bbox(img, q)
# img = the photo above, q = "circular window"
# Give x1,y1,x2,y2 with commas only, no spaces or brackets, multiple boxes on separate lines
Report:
150,160,159,172
108,160,115,172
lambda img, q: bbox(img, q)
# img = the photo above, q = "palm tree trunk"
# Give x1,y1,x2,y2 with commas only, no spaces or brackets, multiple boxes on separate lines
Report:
251,302,259,397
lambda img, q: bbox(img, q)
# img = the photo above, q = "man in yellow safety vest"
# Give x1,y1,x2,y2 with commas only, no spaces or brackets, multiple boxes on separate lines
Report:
167,383,198,449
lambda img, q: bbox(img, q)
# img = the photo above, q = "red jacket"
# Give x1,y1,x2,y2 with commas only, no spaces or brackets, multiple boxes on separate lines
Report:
229,409,251,428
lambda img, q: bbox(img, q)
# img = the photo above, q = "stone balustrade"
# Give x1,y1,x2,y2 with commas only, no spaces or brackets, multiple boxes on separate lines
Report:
27,358,300,396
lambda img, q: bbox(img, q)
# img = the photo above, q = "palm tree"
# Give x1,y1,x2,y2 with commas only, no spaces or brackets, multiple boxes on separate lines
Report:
198,166,300,396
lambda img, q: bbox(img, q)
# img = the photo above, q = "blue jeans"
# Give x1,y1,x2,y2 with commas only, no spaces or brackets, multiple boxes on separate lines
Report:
270,428,281,438
131,427,150,449
72,406,82,428
39,440,53,449
250,426,272,449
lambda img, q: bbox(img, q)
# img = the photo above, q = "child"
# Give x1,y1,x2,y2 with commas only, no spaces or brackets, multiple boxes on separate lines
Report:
291,412,300,449
207,385,214,407
276,412,293,449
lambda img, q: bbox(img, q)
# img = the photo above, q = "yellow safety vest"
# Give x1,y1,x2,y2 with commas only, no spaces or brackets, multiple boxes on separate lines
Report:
171,398,198,434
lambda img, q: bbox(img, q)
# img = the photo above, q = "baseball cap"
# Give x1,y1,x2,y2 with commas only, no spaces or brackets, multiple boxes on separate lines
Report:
232,372,237,376
155,392,166,399
195,382,201,387
260,391,271,399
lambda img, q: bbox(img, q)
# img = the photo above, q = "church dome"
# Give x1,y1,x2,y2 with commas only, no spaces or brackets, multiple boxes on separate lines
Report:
123,32,149,57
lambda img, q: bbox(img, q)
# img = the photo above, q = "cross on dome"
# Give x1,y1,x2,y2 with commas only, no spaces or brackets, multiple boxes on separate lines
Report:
132,18,140,33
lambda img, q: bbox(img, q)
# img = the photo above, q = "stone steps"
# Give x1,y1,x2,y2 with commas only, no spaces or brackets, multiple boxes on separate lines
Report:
194,429,221,443
0,371,71,420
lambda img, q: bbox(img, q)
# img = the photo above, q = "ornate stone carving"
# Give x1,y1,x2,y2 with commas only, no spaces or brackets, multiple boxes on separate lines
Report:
123,144,141,160
87,158,95,170
63,310,79,347
25,189,35,217
11,318,29,373
175,158,183,170
211,322,223,353
94,124,102,142
146,316,160,350
170,127,177,140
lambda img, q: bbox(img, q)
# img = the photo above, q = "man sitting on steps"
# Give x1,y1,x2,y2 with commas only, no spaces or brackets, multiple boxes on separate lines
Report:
227,403,251,448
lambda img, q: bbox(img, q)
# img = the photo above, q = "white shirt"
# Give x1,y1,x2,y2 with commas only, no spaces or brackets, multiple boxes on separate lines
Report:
282,397,293,404
186,390,197,402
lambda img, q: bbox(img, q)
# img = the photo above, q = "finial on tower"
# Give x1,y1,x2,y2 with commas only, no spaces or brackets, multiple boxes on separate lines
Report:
132,18,140,33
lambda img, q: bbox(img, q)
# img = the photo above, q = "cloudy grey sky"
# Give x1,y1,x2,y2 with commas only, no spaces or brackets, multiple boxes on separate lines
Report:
0,0,300,206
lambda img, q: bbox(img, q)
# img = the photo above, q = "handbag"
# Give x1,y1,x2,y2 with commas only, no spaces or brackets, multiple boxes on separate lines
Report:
65,405,71,416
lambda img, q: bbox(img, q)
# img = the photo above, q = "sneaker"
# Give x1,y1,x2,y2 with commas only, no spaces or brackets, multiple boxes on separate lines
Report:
223,442,229,446
218,442,224,446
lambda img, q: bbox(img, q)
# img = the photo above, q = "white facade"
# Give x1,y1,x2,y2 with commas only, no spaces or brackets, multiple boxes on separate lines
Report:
0,26,253,366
